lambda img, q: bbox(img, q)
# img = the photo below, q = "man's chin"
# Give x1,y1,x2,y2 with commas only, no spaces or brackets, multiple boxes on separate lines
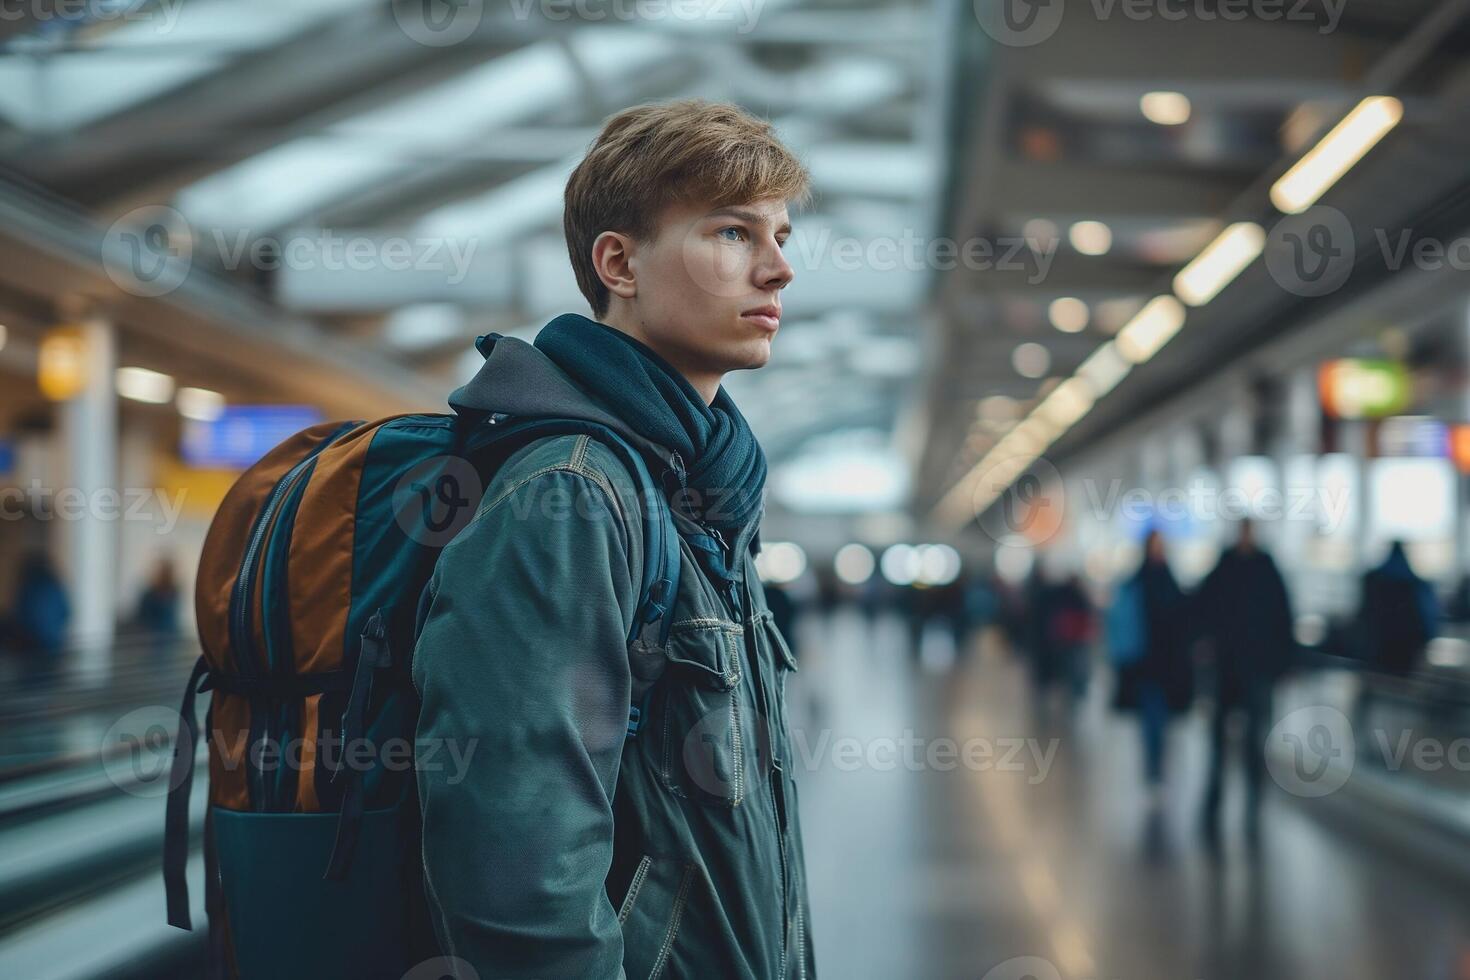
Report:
736,339,774,370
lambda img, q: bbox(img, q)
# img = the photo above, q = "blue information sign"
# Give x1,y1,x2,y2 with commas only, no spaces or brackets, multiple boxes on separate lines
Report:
181,405,325,469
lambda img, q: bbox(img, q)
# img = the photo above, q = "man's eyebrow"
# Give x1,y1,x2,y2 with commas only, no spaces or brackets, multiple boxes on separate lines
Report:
707,207,792,235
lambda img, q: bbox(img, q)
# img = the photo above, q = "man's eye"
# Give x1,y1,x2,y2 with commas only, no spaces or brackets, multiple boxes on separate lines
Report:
717,226,746,242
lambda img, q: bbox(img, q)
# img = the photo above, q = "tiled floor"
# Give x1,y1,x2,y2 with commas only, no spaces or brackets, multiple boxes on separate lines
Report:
788,607,1470,980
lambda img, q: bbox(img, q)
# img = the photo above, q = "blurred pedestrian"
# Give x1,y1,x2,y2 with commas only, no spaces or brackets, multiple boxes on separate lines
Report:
1109,530,1193,802
1031,571,1095,721
1047,573,1095,702
763,580,797,656
135,556,182,648
1195,520,1294,840
10,550,70,668
1353,540,1440,741
1357,540,1438,676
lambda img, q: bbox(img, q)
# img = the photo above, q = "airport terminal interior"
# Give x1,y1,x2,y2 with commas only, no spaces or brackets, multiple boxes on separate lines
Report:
3,0,1470,977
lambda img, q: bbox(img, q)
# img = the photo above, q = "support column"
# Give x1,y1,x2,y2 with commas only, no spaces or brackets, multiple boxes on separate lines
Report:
57,315,118,673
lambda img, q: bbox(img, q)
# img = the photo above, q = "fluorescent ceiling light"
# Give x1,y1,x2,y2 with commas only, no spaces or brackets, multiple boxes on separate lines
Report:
1270,96,1403,214
1172,222,1265,306
1116,296,1187,364
1048,297,1089,333
978,395,1019,422
1140,91,1191,126
1076,341,1131,396
117,366,175,404
1037,377,1094,430
1069,221,1112,256
177,386,226,422
1012,342,1051,378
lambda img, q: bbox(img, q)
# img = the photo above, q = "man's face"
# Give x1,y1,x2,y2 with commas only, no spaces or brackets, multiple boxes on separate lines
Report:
623,197,794,385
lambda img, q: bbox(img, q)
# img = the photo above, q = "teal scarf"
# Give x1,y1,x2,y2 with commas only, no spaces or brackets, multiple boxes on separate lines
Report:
534,313,767,533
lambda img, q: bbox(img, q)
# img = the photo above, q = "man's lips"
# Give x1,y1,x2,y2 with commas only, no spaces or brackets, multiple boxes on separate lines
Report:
741,307,781,333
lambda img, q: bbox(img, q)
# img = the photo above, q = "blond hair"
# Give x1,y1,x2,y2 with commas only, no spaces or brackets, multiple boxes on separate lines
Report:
563,99,811,318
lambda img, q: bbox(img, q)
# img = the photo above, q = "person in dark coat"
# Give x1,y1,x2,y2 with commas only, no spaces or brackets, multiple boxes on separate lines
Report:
1114,530,1194,797
11,550,70,657
1196,520,1294,838
1352,540,1440,745
1358,540,1438,675
136,558,181,633
1031,572,1094,720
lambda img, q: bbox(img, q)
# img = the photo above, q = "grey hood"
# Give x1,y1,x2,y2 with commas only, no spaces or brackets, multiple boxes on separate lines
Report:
449,332,678,475
449,332,764,559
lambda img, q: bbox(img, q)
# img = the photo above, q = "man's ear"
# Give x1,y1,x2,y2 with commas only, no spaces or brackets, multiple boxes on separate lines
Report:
591,231,638,302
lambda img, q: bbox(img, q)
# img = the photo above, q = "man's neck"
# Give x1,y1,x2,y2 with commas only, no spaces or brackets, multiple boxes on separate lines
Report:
599,312,721,405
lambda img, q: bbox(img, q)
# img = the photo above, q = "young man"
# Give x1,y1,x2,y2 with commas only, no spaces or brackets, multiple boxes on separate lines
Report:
413,99,815,978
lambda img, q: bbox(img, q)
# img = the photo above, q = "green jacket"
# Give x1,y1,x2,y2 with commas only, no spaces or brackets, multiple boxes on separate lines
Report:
412,336,815,979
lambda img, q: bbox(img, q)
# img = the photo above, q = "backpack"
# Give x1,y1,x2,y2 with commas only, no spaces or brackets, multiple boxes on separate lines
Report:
162,398,682,978
1105,577,1147,667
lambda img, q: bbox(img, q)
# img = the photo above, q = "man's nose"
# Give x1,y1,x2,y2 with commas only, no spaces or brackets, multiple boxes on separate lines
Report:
757,240,794,290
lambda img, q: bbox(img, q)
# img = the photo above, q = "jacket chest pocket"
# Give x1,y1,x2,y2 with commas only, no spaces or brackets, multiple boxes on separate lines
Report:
751,608,799,744
657,619,750,808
